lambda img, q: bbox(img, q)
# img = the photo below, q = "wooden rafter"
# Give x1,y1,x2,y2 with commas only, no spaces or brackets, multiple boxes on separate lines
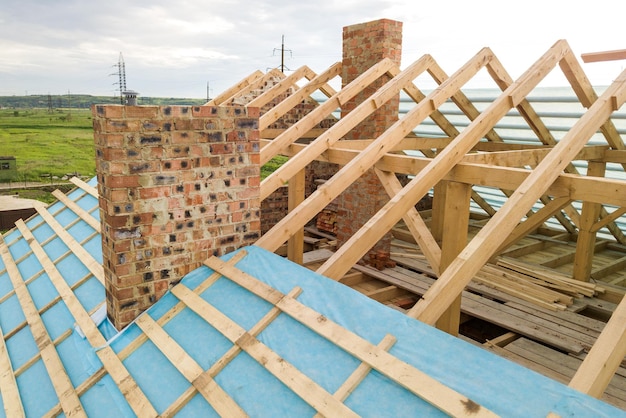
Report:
410,48,626,325
315,41,572,281
258,48,497,252
205,70,267,106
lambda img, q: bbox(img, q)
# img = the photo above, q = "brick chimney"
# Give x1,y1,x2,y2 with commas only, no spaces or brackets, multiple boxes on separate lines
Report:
92,104,260,329
335,19,403,259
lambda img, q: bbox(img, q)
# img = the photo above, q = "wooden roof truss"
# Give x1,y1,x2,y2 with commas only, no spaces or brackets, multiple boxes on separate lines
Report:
216,39,626,399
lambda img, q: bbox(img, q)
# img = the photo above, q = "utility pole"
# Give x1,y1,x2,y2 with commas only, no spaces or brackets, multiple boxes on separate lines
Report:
273,35,292,73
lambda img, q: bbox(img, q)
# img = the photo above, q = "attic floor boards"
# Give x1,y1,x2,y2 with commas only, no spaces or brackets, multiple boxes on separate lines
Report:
301,220,626,411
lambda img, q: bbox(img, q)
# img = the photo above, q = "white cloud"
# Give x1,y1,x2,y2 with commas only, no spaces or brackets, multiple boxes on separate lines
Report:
1,0,625,97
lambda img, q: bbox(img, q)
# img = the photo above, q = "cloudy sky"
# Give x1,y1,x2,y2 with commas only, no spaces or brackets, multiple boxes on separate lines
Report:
1,0,625,99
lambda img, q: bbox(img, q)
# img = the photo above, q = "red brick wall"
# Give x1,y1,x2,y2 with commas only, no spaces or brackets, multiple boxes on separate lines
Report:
92,104,260,329
336,19,403,256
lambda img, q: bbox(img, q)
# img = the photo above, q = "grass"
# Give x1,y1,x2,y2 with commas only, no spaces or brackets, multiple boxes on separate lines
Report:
0,108,95,181
0,107,286,184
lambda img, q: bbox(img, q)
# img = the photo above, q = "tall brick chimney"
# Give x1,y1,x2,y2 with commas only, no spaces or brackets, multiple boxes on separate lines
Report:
92,104,260,329
335,19,403,257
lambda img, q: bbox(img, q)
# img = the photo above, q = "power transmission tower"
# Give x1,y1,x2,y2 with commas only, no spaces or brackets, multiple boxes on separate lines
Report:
273,35,292,73
110,52,127,104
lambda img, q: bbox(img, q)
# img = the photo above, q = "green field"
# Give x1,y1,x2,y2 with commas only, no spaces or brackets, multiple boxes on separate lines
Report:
0,106,286,183
0,108,96,181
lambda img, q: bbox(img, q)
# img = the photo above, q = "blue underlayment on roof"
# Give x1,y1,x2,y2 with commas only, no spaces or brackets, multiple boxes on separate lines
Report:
0,177,624,416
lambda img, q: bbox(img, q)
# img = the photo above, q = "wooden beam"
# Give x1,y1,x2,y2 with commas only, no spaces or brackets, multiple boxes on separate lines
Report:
259,58,396,165
275,140,626,208
569,294,626,397
205,255,497,418
317,41,570,281
172,284,360,418
375,168,441,274
582,49,626,63
573,161,605,281
436,181,471,335
33,204,105,285
52,189,101,232
135,314,247,417
287,169,305,264
206,70,264,106
257,62,341,130
13,221,159,418
215,69,283,106
260,56,425,197
259,49,495,252
70,176,98,199
410,47,626,325
0,323,24,417
247,65,314,110
0,234,87,417
313,334,396,418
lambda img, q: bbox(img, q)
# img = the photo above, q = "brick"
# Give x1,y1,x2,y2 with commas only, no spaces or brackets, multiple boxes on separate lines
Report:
125,106,159,119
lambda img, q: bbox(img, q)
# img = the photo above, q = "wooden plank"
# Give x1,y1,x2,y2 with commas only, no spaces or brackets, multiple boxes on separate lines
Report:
51,189,101,233
375,264,589,354
160,276,297,418
33,204,104,285
570,293,626,398
14,220,159,417
135,314,248,417
204,256,497,417
0,324,24,417
313,334,397,418
410,45,626,326
582,49,626,63
0,234,87,417
364,285,405,302
70,176,98,199
171,284,360,418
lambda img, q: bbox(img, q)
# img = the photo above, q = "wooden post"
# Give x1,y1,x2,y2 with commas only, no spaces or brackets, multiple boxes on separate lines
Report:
434,181,471,336
572,161,606,281
287,169,306,264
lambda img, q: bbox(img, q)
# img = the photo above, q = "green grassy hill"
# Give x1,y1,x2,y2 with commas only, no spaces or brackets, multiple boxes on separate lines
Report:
0,95,207,183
